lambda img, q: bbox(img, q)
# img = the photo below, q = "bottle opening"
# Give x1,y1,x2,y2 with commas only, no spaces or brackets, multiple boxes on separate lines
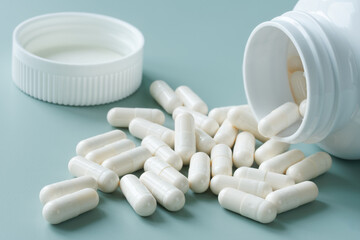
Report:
243,23,308,141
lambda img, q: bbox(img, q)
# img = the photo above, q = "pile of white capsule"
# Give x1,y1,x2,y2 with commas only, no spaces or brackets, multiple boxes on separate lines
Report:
39,76,331,224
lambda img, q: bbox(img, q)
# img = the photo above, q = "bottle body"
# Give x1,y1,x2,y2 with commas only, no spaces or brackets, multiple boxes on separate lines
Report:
243,0,360,159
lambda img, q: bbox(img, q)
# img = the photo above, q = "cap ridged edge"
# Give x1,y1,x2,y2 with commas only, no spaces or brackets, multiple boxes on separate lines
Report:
12,55,142,105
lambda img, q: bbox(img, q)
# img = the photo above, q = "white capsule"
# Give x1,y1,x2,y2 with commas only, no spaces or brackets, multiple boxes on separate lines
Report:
210,175,272,198
287,55,304,73
175,85,208,114
141,135,183,171
195,128,216,154
213,119,238,147
188,152,210,193
39,176,97,205
218,188,277,224
120,174,157,217
286,152,332,183
68,156,119,193
144,157,189,193
208,106,238,125
211,144,233,177
129,118,175,148
42,188,99,224
107,107,165,127
102,146,152,177
173,107,219,136
140,171,185,212
259,149,305,174
150,80,183,114
76,130,126,156
289,71,307,104
233,132,255,168
174,112,196,164
299,99,307,117
234,167,295,190
85,139,135,164
258,102,301,138
227,105,268,142
266,181,318,213
255,139,290,165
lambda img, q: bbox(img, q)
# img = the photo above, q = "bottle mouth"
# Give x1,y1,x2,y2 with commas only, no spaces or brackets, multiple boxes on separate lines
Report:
244,10,340,144
243,7,342,145
244,22,307,143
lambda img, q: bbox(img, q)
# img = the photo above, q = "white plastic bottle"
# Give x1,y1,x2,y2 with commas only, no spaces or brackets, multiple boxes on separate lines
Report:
243,0,360,160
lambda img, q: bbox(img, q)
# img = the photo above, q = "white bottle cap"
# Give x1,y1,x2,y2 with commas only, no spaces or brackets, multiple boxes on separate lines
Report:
12,12,144,106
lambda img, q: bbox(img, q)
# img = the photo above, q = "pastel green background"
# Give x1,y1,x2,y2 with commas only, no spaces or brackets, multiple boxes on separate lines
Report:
0,0,359,239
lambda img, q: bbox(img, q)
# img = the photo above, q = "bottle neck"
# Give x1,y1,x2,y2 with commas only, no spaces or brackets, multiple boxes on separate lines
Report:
243,10,351,144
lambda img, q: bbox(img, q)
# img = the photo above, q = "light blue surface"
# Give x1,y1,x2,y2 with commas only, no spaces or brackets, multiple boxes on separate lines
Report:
0,1,359,239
